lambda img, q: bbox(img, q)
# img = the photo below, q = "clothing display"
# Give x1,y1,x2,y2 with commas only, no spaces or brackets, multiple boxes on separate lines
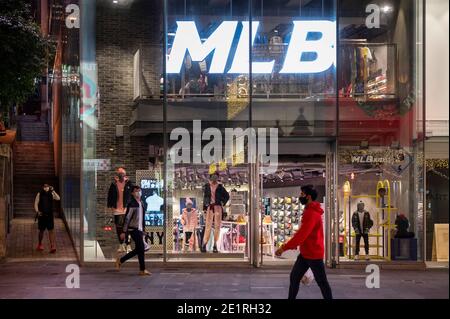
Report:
267,196,303,247
203,205,222,245
181,207,198,233
351,202,373,258
351,202,373,235
201,181,230,252
339,44,391,99
355,233,369,256
395,214,415,239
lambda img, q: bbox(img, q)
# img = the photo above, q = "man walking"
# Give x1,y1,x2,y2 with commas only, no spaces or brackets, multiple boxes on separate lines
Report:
107,167,133,253
276,185,333,300
34,184,60,253
115,186,151,276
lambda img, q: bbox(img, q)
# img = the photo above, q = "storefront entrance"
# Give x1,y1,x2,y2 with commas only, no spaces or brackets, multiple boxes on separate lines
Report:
253,141,337,267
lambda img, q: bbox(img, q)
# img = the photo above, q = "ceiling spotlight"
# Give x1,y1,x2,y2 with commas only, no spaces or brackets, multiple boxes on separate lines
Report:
382,5,393,13
113,0,119,4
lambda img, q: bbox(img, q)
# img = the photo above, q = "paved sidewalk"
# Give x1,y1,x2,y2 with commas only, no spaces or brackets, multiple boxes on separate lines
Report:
6,218,77,261
0,261,447,299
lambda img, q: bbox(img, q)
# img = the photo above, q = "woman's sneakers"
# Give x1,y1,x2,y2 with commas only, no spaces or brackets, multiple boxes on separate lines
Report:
36,244,44,251
139,270,152,276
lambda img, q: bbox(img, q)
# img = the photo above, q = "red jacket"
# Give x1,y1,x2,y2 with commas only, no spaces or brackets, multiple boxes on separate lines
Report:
284,201,324,260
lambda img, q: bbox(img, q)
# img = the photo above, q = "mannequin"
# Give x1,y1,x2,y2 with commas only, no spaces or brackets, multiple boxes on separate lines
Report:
201,172,230,253
181,198,198,252
351,202,373,261
395,214,415,238
146,190,164,212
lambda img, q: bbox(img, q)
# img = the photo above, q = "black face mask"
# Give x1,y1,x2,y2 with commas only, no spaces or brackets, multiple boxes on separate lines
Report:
299,196,308,205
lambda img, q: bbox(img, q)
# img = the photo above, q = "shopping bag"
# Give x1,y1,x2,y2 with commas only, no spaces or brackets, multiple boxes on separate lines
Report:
301,269,314,286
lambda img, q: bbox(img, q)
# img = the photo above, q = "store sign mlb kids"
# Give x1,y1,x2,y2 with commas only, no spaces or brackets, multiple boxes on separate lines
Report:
167,20,336,74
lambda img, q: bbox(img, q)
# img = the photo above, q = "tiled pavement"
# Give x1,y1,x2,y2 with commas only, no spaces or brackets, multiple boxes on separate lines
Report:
0,261,447,299
6,218,77,261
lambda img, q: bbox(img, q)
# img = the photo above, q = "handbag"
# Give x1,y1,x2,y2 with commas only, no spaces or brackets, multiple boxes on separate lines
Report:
301,269,315,286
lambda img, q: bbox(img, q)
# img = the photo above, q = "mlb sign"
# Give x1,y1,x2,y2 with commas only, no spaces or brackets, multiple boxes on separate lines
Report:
167,20,336,74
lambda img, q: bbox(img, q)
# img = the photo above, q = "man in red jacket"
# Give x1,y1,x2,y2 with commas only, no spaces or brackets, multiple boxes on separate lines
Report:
276,185,333,300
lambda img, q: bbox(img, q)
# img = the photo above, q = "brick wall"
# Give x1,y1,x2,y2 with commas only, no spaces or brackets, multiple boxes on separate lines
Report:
95,0,163,258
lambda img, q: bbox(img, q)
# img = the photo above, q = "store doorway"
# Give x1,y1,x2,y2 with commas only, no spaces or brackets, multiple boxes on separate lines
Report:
259,155,328,265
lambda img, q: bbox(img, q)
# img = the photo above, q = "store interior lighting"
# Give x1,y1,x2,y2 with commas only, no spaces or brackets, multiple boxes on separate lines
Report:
382,5,393,13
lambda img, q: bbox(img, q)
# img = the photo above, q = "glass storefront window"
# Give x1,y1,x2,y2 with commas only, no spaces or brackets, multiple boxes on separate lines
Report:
337,0,425,262
165,0,251,261
60,0,426,266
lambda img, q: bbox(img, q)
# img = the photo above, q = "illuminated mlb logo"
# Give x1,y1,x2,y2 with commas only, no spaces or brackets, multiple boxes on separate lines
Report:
167,20,336,74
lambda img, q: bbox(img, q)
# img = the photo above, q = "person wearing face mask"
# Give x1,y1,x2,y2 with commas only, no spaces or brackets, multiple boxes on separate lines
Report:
275,185,333,300
107,167,134,253
201,172,229,253
34,184,61,253
115,186,151,276
181,198,198,252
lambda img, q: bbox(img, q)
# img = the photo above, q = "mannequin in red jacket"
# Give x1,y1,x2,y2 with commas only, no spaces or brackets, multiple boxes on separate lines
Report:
276,185,333,300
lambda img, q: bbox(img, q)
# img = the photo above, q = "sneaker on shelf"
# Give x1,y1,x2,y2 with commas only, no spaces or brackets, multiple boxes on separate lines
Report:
139,270,152,276
354,255,360,260
49,247,57,254
36,244,44,251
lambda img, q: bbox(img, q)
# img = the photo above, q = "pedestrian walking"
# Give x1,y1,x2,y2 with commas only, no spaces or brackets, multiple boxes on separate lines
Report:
34,184,60,253
276,185,333,300
107,167,134,254
115,185,151,276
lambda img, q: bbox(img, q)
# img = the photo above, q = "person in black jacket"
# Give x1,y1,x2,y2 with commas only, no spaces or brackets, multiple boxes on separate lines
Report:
115,185,151,276
107,167,134,253
201,172,229,253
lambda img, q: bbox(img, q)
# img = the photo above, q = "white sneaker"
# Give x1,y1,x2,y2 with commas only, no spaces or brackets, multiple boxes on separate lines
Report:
144,241,150,252
354,255,360,261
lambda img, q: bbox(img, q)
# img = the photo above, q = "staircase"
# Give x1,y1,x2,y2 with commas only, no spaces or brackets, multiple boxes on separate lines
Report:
13,114,58,217
17,115,49,142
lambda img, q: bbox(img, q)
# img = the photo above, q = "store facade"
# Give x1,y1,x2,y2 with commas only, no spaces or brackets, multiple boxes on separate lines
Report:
57,0,426,266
